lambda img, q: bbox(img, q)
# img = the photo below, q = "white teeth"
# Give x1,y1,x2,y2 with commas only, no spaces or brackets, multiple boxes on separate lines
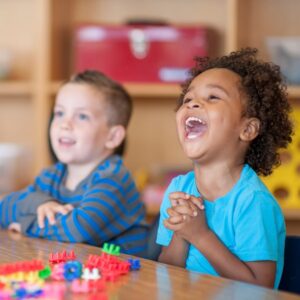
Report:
59,137,75,143
185,116,205,126
187,133,199,140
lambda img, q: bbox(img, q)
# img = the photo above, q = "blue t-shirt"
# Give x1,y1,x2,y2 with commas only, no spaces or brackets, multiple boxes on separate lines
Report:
156,164,286,288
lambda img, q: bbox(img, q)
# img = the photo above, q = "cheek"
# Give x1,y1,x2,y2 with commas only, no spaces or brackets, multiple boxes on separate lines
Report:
49,123,57,142
175,110,183,129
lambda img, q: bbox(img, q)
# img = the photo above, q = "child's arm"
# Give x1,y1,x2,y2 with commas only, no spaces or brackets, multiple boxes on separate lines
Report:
158,207,189,267
0,188,56,231
0,164,66,231
158,192,204,267
165,195,276,288
21,173,144,245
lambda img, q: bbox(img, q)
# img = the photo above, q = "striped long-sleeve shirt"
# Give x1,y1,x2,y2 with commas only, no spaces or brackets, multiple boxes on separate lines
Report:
0,155,148,256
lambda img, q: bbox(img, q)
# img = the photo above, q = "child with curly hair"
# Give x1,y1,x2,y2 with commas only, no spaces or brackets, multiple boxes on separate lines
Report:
156,48,293,288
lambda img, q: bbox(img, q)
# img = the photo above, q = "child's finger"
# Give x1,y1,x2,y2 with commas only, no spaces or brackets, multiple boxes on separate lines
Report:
169,192,190,206
46,210,56,225
8,223,21,233
168,215,186,224
173,204,196,217
37,210,46,229
170,198,199,216
164,217,188,231
54,205,71,215
64,204,74,212
167,207,180,217
190,196,205,210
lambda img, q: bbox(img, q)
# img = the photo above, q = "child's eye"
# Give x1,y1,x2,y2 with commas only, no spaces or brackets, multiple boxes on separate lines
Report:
183,97,192,104
208,94,220,101
53,110,64,118
78,113,89,120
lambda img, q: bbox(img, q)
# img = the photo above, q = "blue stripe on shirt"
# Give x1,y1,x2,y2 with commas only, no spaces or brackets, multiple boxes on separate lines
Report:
36,177,52,192
61,214,76,242
72,210,91,241
125,182,135,194
98,159,110,171
83,191,127,212
121,172,130,184
13,191,29,221
128,202,144,217
84,199,130,230
76,209,107,241
52,224,62,241
91,178,126,195
43,171,61,184
60,194,82,203
128,192,139,204
113,159,122,175
83,207,111,240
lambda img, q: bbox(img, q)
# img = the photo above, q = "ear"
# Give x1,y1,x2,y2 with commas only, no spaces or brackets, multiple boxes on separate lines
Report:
105,125,126,150
240,117,260,142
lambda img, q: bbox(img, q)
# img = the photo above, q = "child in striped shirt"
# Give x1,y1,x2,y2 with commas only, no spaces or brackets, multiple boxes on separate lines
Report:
0,70,147,256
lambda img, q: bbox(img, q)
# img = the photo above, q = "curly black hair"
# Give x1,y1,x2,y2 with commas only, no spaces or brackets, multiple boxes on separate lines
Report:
177,48,293,176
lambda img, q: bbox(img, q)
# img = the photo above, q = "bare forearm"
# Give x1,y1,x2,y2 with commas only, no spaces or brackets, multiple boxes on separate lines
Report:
158,233,189,267
192,231,274,287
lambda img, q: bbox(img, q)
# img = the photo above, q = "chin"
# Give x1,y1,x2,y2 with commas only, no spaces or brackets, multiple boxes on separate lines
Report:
55,154,75,164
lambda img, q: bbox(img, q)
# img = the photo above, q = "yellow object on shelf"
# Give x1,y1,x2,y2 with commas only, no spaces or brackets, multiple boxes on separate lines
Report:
261,107,300,208
134,168,149,192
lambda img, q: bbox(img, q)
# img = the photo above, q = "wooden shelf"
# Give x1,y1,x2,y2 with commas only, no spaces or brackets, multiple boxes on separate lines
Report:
49,81,61,95
50,83,300,100
283,208,300,220
0,81,33,96
124,83,181,98
50,81,182,98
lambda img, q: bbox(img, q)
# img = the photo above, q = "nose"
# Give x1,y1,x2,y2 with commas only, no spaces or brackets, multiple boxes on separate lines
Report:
59,117,73,130
187,99,202,109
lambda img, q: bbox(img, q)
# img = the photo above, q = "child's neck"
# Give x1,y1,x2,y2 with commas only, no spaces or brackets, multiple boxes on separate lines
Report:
194,161,244,201
65,154,111,191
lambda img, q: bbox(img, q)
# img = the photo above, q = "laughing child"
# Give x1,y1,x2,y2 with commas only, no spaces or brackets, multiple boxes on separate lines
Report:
156,48,293,288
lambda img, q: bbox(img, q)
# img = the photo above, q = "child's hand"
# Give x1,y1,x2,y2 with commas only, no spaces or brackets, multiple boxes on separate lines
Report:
8,222,21,233
165,193,209,244
37,201,74,228
169,192,204,220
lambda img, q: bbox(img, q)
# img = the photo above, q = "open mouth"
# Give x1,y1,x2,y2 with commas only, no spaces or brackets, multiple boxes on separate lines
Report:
59,137,76,146
185,116,207,139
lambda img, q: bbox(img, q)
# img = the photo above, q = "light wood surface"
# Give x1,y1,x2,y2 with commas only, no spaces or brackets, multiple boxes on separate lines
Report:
0,229,299,300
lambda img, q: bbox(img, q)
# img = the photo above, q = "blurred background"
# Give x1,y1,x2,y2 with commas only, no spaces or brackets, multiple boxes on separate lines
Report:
0,0,300,231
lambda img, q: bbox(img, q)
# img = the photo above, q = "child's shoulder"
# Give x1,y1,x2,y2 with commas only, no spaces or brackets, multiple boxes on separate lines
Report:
168,170,196,191
233,164,281,213
238,164,274,196
91,155,130,181
39,162,65,177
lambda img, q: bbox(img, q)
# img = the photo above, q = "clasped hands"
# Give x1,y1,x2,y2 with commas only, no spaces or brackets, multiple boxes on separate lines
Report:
163,192,209,243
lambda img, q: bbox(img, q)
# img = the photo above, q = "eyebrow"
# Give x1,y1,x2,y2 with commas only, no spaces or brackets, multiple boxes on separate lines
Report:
186,83,230,97
54,104,90,111
206,84,230,97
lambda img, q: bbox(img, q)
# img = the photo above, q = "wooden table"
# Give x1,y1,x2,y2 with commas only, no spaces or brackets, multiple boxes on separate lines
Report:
0,230,299,300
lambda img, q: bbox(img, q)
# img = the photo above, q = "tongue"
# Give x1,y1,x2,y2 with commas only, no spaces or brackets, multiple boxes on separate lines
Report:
188,121,206,133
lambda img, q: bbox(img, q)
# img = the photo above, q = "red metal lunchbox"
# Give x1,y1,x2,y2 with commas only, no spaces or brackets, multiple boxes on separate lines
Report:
72,24,209,83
